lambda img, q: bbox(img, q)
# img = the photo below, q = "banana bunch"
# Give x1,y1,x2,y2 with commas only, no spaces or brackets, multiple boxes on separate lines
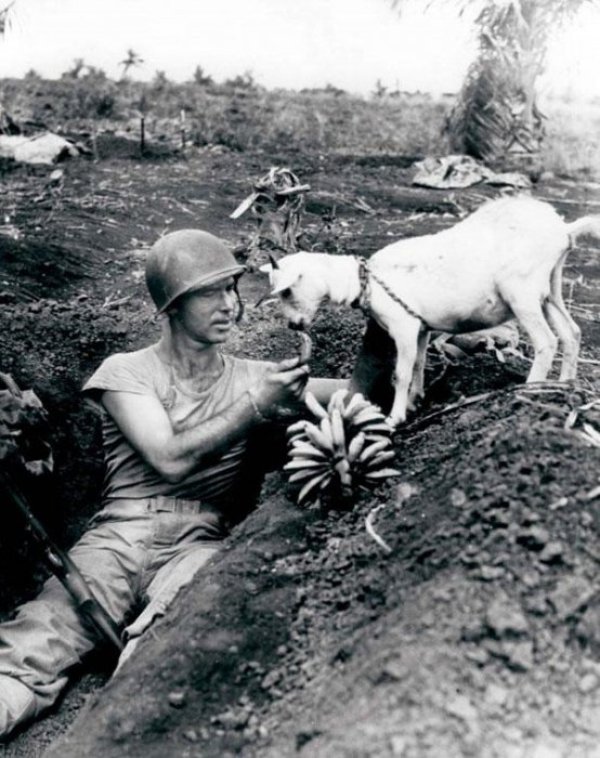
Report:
284,389,399,507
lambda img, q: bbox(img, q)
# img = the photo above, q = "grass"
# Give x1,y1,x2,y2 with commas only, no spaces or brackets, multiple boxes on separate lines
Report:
541,96,600,180
0,73,598,178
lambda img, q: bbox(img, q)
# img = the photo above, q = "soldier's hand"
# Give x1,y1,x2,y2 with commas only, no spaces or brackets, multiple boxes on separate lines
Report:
252,357,309,416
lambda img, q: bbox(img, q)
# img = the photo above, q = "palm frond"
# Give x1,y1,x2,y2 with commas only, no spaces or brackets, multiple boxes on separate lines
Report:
0,1,15,37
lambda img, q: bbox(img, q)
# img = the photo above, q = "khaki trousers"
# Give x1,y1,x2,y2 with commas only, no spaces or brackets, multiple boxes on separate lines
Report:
0,497,222,738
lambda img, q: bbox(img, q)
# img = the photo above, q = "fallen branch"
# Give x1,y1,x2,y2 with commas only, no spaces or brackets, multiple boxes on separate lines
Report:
402,382,594,435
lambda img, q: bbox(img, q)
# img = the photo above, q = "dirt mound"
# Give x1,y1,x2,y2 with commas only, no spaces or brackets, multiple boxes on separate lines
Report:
43,379,600,758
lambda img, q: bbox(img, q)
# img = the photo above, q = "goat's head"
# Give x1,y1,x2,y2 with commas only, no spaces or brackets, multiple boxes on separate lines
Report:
259,252,329,330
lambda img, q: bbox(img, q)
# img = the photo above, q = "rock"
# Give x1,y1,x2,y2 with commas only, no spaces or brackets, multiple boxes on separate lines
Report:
520,509,541,525
450,488,468,508
461,619,485,643
465,647,489,666
484,683,509,706
390,734,408,756
396,481,419,505
432,588,453,603
516,526,550,551
167,691,186,708
261,669,281,690
376,656,407,684
477,565,505,581
578,673,599,694
538,541,564,564
576,603,600,654
548,575,596,620
444,694,478,722
213,708,250,730
523,595,548,616
504,640,534,672
456,408,481,430
521,570,541,588
528,742,563,758
488,511,511,528
582,658,600,675
549,496,568,510
183,729,199,742
486,594,529,639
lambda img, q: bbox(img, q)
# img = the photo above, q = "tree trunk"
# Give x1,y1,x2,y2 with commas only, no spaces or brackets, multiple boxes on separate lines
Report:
446,0,547,169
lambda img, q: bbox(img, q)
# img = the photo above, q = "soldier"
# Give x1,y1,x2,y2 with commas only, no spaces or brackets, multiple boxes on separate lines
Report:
0,229,344,737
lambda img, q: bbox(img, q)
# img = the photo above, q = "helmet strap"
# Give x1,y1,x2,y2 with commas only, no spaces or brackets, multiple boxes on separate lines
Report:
234,280,244,323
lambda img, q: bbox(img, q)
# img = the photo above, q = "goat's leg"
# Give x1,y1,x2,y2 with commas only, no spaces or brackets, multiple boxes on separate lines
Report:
507,295,558,382
407,329,430,410
543,299,580,381
385,321,421,427
349,318,395,413
546,260,581,381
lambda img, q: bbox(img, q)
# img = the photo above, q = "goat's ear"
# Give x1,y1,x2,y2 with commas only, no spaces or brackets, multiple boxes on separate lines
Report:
271,269,301,295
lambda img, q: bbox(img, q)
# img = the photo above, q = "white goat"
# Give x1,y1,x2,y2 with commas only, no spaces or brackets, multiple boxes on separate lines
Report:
261,196,600,427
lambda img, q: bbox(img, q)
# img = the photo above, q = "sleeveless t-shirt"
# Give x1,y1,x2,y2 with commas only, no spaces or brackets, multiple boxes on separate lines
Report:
83,345,273,510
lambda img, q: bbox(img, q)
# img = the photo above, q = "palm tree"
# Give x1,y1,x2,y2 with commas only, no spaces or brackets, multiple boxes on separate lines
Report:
392,0,598,164
119,48,144,79
0,1,15,37
64,58,86,79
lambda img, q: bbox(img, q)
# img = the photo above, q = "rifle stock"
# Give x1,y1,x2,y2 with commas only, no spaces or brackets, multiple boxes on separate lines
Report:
1,473,123,652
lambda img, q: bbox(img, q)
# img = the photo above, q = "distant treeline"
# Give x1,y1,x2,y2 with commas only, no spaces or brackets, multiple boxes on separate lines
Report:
0,73,450,155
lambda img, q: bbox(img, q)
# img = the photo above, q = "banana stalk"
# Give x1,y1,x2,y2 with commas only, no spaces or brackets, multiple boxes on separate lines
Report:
285,391,398,507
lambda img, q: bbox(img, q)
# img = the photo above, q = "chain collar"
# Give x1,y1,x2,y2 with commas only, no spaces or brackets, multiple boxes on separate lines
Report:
352,256,371,312
353,256,429,329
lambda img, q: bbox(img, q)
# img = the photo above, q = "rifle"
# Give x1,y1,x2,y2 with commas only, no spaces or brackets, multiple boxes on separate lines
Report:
1,472,124,653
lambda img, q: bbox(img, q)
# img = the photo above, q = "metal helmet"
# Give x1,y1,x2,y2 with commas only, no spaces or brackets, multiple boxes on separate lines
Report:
145,229,245,313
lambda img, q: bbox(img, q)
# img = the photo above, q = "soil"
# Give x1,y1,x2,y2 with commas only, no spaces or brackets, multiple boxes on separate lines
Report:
1,143,599,757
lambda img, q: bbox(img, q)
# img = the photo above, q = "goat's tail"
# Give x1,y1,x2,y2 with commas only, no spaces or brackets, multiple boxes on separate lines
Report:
565,215,600,245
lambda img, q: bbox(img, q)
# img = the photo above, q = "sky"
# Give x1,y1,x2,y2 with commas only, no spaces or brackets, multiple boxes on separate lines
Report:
0,0,599,99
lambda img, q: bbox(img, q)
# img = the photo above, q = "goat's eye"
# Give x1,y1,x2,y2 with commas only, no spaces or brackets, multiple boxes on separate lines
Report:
280,288,292,299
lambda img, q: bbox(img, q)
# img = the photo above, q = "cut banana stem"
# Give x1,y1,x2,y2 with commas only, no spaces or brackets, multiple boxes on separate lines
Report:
334,458,353,488
298,332,313,364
